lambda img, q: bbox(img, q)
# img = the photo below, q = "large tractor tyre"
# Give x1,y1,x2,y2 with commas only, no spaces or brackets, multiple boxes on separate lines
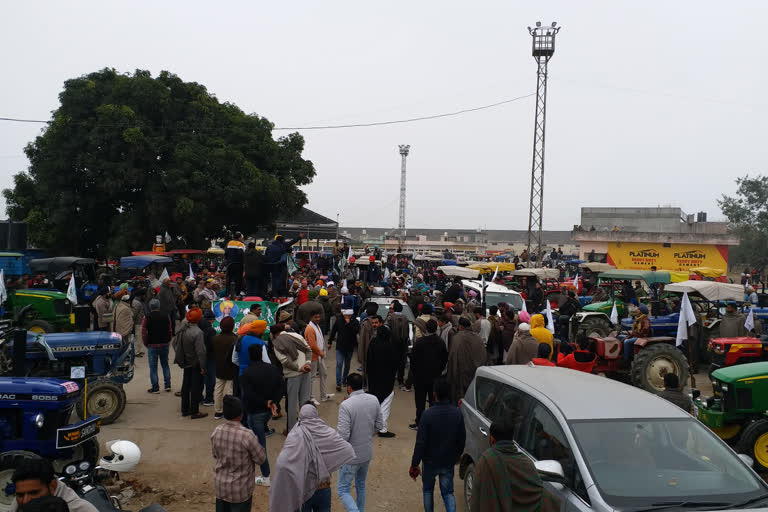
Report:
0,451,41,512
463,462,476,512
631,343,690,393
76,378,126,425
51,437,100,474
579,317,611,338
736,419,768,471
26,319,54,334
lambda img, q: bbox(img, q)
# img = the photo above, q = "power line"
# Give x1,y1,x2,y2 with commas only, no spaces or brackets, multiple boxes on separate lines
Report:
0,93,535,132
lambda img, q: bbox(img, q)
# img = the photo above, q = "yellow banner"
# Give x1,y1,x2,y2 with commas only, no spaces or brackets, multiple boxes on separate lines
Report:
606,242,728,271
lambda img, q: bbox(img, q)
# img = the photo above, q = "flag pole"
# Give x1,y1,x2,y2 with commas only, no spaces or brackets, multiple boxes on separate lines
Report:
688,327,696,389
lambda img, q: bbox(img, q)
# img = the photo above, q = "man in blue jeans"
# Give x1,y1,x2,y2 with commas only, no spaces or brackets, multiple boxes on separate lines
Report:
240,343,283,487
330,310,359,391
409,378,466,512
337,373,383,512
141,299,172,393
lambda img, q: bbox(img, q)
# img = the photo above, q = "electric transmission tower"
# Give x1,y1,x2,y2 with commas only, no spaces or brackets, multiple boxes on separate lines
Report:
525,21,560,267
398,144,410,247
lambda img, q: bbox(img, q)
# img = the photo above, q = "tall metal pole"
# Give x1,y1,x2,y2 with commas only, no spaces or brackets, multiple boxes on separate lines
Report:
398,145,410,247
336,213,340,241
525,22,560,267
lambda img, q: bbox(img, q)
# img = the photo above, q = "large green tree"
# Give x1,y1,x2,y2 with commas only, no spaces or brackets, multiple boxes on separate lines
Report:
718,175,768,269
3,68,315,257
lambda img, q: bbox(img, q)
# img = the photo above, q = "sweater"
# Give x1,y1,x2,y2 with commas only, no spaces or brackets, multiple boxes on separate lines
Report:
142,310,172,347
409,334,448,385
240,360,284,414
331,317,360,353
411,401,466,468
213,332,238,380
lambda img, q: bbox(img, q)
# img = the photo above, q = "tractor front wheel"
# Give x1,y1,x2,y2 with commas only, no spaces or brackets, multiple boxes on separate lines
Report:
0,451,41,512
579,317,611,338
736,419,768,471
76,378,126,425
631,343,690,393
26,319,54,334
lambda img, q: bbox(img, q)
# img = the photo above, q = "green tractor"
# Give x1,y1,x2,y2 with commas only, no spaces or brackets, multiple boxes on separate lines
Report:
4,289,75,333
695,361,768,471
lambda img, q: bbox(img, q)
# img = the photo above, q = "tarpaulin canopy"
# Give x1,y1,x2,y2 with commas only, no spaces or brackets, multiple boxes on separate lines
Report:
437,265,480,279
690,267,726,278
599,269,671,285
578,262,615,273
119,255,173,269
467,262,517,273
510,268,560,280
664,281,744,302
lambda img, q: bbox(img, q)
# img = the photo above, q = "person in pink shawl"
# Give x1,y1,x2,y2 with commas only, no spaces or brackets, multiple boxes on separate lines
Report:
270,403,356,512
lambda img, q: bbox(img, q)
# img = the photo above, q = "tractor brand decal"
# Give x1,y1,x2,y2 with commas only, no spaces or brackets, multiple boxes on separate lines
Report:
606,243,729,271
56,417,101,449
0,394,15,399
211,300,280,334
32,395,57,401
50,344,121,352
0,393,64,401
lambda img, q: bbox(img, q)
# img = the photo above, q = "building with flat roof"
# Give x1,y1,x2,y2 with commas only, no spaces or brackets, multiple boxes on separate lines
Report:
571,207,739,271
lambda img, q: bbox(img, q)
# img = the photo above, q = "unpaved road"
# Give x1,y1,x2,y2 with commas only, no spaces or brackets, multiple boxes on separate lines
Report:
102,349,711,511
101,349,462,511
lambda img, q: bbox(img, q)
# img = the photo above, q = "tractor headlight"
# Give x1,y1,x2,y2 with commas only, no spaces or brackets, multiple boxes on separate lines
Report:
33,413,44,429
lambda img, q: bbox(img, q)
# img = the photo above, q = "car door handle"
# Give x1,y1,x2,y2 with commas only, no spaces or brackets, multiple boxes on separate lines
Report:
479,426,488,437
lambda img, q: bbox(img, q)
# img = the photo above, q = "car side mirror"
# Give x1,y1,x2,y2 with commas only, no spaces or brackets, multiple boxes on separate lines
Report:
534,459,565,483
738,453,754,468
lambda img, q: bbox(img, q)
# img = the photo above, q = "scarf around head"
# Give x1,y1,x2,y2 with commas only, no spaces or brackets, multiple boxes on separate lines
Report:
269,405,355,512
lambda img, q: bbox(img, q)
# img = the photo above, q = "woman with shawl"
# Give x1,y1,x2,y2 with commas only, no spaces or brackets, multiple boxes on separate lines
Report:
270,404,356,512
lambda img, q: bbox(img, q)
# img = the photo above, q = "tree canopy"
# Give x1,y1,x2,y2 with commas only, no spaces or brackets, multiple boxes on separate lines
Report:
3,68,315,257
718,175,768,269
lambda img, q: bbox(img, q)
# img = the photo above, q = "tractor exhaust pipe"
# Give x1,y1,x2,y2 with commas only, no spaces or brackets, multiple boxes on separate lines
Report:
12,328,26,377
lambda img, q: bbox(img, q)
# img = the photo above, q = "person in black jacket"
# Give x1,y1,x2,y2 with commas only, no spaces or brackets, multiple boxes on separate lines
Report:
409,378,466,512
244,242,265,297
198,305,217,407
408,319,449,430
224,233,246,296
556,290,582,341
366,316,399,438
264,233,304,297
241,343,283,486
330,309,359,391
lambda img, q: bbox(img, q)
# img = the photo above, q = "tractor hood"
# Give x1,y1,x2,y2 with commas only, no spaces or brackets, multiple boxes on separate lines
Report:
12,290,68,300
583,300,612,312
711,361,768,384
10,331,124,358
0,376,80,400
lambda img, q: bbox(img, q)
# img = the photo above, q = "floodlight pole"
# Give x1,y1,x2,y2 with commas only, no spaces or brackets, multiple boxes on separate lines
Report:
398,145,410,247
525,22,561,268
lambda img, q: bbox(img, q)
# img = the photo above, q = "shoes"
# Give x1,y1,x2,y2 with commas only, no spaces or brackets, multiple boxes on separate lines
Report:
311,399,321,406
181,412,190,417
265,428,276,438
255,476,270,487
147,388,160,394
399,385,411,392
214,413,223,420
378,431,396,438
202,401,214,407
135,352,145,358
336,385,342,392
356,367,363,372
409,423,418,431
281,428,288,436
165,387,172,392
174,391,182,397
321,394,335,402
190,412,208,419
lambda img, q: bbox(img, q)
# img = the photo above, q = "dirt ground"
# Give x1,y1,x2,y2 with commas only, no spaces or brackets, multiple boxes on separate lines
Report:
101,349,712,512
101,348,460,512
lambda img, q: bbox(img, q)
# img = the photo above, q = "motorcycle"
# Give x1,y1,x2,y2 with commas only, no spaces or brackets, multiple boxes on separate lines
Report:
59,460,167,512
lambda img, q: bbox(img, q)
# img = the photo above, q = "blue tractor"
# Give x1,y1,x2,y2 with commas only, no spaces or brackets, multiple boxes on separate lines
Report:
0,326,133,425
0,377,101,512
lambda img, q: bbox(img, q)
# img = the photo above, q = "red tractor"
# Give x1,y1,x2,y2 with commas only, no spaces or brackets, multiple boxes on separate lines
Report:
708,336,768,372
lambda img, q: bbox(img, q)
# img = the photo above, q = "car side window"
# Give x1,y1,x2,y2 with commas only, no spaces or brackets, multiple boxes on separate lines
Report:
519,402,590,505
475,378,531,440
475,377,500,418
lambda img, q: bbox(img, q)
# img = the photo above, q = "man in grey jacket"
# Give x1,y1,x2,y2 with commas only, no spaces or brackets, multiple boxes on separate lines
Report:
337,373,384,512
174,307,207,419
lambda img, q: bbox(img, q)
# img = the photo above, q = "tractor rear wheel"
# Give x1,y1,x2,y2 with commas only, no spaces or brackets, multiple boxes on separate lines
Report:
26,319,54,334
76,378,126,425
0,451,41,512
631,343,690,393
579,317,611,338
736,419,768,471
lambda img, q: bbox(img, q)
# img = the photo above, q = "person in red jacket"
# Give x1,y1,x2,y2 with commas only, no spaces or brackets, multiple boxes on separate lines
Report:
531,344,557,367
557,334,596,373
296,280,309,306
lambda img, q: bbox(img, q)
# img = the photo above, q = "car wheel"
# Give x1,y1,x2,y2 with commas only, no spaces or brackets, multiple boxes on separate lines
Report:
736,418,768,471
463,462,475,512
0,451,41,512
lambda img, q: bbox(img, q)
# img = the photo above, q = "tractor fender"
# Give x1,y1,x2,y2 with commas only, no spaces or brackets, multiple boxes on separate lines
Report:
575,311,610,322
634,336,676,348
106,342,134,384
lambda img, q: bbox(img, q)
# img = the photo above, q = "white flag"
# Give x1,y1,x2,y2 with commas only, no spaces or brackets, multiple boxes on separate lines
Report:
0,270,7,306
521,297,528,313
745,308,755,332
159,267,170,282
676,291,697,347
66,273,78,305
491,266,500,282
164,231,171,243
189,264,195,282
545,299,555,334
573,273,579,289
384,266,390,281
610,302,619,325
481,274,485,304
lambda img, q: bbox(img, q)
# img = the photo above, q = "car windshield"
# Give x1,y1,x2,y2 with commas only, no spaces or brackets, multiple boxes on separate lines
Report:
373,302,416,323
485,291,524,310
570,419,765,508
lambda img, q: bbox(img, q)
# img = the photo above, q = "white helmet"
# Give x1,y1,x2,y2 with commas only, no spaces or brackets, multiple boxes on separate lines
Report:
100,440,141,472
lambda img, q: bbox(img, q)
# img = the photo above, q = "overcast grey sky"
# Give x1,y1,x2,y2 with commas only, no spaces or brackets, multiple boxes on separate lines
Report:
1,1,766,231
